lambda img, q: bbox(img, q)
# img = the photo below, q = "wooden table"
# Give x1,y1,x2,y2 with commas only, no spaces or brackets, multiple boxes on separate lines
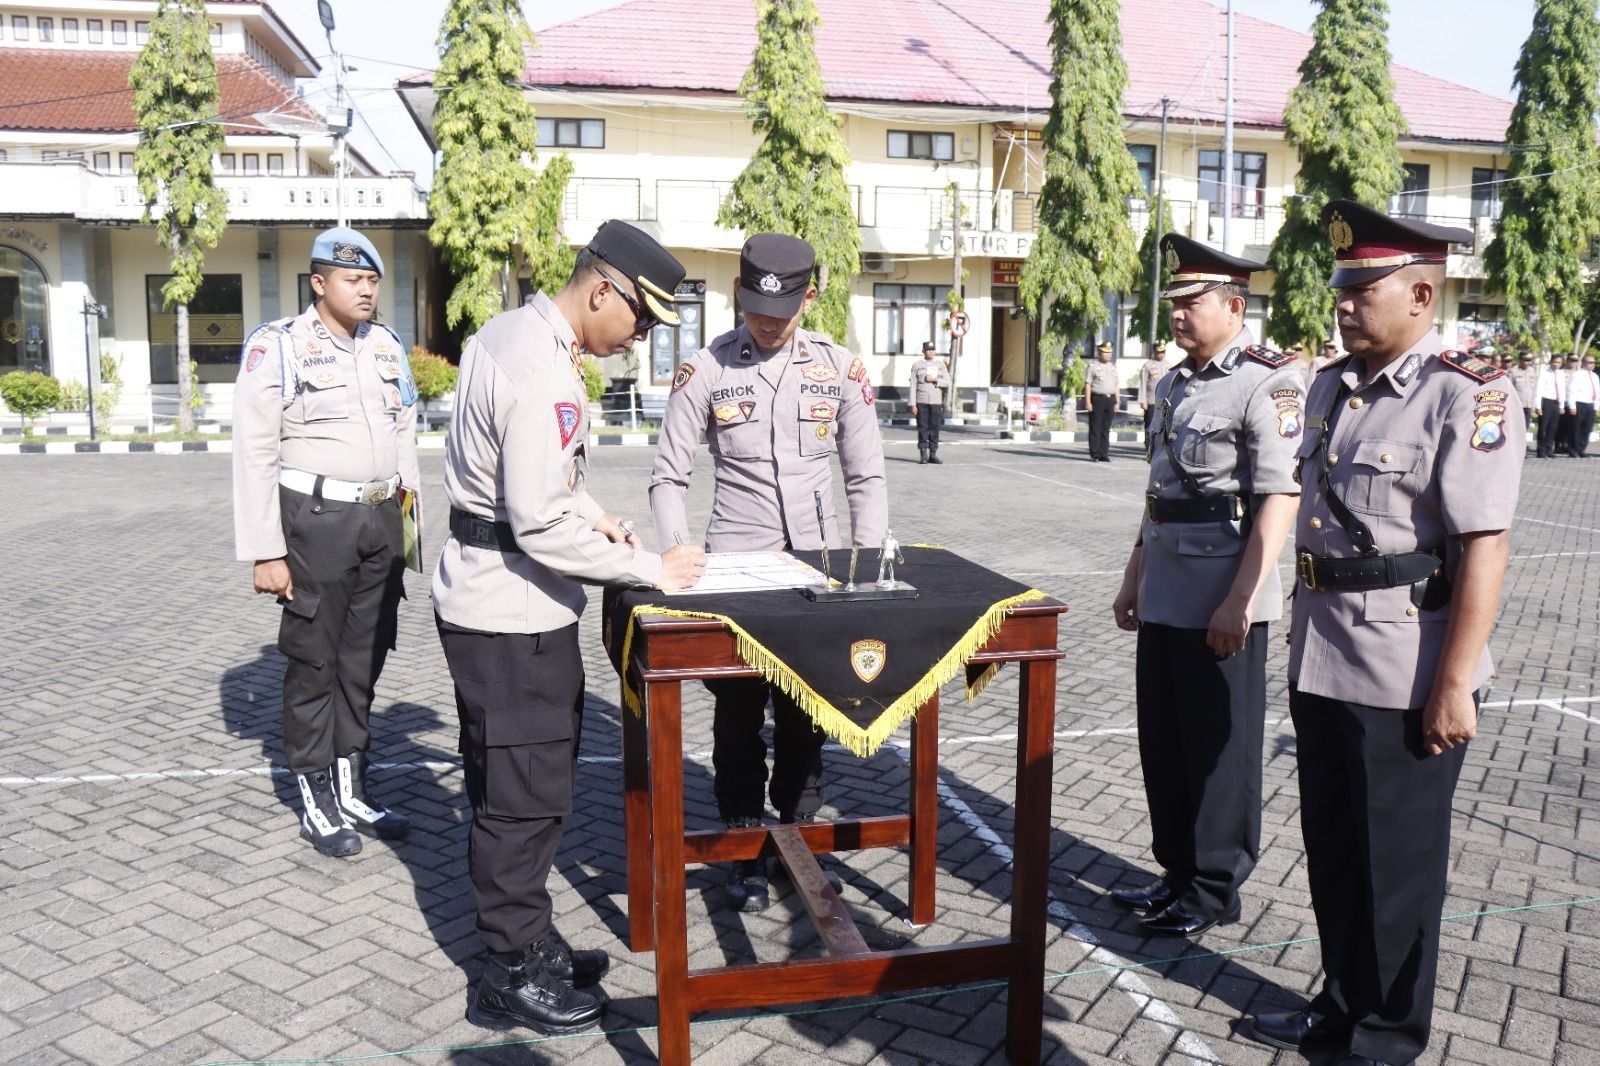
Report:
617,598,1066,1065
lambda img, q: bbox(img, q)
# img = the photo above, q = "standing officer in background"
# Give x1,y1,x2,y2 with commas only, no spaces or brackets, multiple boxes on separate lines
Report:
1109,234,1303,937
650,233,888,912
1084,341,1121,462
233,226,417,858
909,339,952,464
1246,202,1523,1066
1535,354,1567,457
1567,353,1598,457
1138,341,1172,439
1507,352,1538,445
434,220,706,1035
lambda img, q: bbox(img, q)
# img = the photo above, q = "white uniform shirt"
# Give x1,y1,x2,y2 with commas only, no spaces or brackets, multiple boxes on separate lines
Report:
1567,368,1599,406
1536,367,1567,404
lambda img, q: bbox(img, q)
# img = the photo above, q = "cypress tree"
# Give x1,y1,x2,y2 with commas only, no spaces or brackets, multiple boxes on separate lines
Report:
430,0,573,334
1266,0,1407,350
1485,0,1600,354
718,0,861,342
1019,0,1143,373
131,0,228,433
1126,200,1176,348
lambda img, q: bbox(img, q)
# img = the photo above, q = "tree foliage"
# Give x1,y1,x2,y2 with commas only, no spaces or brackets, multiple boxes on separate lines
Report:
131,0,228,432
1020,0,1142,373
0,371,63,435
1266,0,1407,350
718,0,860,342
1485,0,1600,353
407,347,458,405
1127,199,1176,347
430,0,573,334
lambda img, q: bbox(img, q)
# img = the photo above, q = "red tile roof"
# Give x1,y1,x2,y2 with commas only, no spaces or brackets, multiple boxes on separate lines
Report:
469,0,1509,145
0,48,324,135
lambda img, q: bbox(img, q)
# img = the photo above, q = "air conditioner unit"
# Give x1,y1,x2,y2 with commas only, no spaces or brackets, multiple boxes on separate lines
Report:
860,252,893,274
1462,277,1486,298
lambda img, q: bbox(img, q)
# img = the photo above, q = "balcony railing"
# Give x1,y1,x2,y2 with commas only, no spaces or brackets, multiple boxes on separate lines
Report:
564,177,641,222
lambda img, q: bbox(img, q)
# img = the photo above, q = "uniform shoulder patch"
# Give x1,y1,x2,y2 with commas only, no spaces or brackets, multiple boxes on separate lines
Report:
1244,344,1295,368
671,362,696,392
1440,350,1505,383
554,401,581,448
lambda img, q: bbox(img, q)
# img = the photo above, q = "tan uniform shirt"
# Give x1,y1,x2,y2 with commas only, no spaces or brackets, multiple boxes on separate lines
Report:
431,294,662,635
1136,328,1304,628
909,356,952,406
650,325,888,552
232,304,420,562
1506,365,1538,410
1138,358,1169,406
1289,330,1525,709
1085,360,1120,397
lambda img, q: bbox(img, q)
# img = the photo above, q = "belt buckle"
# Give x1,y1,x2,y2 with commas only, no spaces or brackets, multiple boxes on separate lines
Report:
1230,495,1246,521
361,481,390,505
1297,552,1320,592
1144,494,1160,523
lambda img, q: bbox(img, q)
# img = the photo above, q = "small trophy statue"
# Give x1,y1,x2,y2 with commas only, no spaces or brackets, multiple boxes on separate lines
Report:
803,526,917,601
876,530,904,588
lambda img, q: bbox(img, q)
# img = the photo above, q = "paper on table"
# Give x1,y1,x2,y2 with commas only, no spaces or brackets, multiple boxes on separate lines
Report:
665,551,833,595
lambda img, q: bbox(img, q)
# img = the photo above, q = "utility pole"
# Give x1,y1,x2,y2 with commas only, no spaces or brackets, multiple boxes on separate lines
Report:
1221,0,1235,253
1148,96,1170,359
81,297,106,441
318,1,349,227
948,181,964,404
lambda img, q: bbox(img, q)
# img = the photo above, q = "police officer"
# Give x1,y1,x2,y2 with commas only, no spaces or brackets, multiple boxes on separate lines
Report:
1245,202,1523,1066
1084,341,1120,461
908,339,952,464
233,226,417,858
1109,234,1304,937
1506,352,1538,444
1138,341,1172,439
650,233,888,912
433,220,706,1035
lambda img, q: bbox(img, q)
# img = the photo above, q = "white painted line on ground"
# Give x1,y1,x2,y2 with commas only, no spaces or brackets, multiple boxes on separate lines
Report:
1515,516,1600,537
1509,550,1600,561
974,462,1144,505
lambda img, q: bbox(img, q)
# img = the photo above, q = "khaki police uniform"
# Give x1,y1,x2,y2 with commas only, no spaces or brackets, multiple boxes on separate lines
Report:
1507,362,1537,427
1138,355,1168,436
1085,357,1120,461
909,353,952,460
232,302,420,776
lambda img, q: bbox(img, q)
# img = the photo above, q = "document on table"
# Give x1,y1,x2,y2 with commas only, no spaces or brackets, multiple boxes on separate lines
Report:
665,551,834,595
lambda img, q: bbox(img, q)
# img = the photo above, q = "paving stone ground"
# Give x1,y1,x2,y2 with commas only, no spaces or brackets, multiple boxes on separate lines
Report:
3,429,1598,1066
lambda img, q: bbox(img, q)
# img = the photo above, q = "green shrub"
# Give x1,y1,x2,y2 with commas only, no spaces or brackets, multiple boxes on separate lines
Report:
0,371,64,436
581,356,605,404
96,354,123,425
58,379,90,412
408,347,458,406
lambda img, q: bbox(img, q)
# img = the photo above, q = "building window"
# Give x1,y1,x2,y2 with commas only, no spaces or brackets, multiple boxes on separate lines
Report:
1388,163,1430,219
62,17,78,42
38,17,53,42
241,154,259,175
873,283,955,355
134,21,149,44
12,16,29,40
147,274,244,384
0,150,8,161
1128,144,1156,195
887,130,955,162
1472,168,1506,220
218,153,236,174
111,20,127,44
93,152,110,171
267,153,284,175
0,246,53,374
41,150,59,161
211,22,221,44
535,118,604,148
1198,150,1266,218
87,18,102,42
118,151,133,174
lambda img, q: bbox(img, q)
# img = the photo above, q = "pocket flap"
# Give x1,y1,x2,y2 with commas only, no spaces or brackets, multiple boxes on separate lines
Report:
1176,529,1244,558
278,590,320,619
1186,413,1231,435
1352,439,1422,471
485,705,575,747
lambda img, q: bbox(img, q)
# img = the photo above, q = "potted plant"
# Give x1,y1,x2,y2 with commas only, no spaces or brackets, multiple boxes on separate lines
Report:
408,346,458,431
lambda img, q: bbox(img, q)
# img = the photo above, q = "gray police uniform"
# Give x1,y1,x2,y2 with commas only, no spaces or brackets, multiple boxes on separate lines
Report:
649,322,887,822
909,354,951,459
1134,326,1303,918
1085,358,1120,461
232,302,420,778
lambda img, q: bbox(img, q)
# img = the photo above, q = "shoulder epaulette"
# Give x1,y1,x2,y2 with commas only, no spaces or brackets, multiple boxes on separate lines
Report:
1439,350,1505,383
1244,344,1295,369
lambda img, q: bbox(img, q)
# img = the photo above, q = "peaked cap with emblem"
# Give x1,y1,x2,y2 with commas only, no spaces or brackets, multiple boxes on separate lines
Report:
1321,199,1471,288
587,219,687,326
312,226,384,277
1159,233,1266,299
738,233,816,318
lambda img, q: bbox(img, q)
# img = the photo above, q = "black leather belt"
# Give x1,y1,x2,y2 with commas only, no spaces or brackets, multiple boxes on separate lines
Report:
449,506,521,553
1145,493,1245,524
1296,549,1442,592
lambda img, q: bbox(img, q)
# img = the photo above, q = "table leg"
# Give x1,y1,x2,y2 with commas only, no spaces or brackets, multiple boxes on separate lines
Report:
907,691,939,926
622,682,654,953
647,680,690,1065
1006,658,1057,1065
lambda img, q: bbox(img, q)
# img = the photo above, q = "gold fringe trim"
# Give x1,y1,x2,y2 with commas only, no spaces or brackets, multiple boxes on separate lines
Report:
965,663,1001,701
617,588,1047,757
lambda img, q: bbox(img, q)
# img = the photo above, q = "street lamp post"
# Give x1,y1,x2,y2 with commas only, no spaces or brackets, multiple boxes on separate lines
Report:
81,297,107,442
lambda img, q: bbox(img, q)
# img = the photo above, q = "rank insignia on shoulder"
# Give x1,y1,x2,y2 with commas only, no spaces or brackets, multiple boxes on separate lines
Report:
847,357,866,382
1244,344,1295,368
1394,352,1424,386
672,363,695,391
1441,350,1505,382
737,344,754,363
850,639,886,683
554,401,581,448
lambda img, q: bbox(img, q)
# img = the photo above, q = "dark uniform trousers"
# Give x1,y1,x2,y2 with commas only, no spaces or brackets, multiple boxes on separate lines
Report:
1573,403,1595,457
1088,394,1117,460
437,619,585,955
1135,622,1266,916
915,403,943,455
1538,398,1563,457
277,486,404,775
707,677,825,824
1290,688,1471,1065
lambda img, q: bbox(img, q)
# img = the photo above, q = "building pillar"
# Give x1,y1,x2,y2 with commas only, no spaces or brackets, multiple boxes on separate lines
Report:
53,222,93,385
258,227,281,324
90,228,115,337
388,231,417,350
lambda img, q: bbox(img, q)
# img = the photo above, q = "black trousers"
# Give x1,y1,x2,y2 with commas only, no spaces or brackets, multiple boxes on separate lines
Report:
1135,622,1266,916
1538,399,1563,457
1088,394,1117,459
1573,402,1595,456
1291,688,1471,1064
915,402,943,454
277,487,404,775
707,677,825,824
437,619,585,955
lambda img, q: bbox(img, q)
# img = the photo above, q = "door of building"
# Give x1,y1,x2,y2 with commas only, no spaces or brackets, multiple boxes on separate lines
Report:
0,246,52,374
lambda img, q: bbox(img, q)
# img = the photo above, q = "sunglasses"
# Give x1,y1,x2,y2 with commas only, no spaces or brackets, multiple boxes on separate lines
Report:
594,266,659,333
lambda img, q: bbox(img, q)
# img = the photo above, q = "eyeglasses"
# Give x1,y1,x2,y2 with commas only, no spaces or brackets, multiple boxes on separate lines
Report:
594,266,659,333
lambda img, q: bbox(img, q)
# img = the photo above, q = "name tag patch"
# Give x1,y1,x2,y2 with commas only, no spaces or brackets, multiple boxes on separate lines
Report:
711,384,756,403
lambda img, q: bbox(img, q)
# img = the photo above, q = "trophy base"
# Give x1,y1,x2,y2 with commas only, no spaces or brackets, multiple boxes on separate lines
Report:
802,581,919,602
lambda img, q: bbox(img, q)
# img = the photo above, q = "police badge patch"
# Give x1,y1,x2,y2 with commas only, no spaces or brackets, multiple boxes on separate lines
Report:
244,346,266,372
1471,389,1508,451
850,639,886,683
862,382,876,406
1272,388,1303,438
739,400,757,421
672,363,695,391
759,272,782,294
554,401,581,448
333,241,361,264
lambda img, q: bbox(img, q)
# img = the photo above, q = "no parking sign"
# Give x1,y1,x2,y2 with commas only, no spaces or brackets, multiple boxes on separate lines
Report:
949,310,971,338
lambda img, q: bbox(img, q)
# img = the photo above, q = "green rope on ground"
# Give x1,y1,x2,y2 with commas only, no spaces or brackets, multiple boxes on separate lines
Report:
191,895,1600,1066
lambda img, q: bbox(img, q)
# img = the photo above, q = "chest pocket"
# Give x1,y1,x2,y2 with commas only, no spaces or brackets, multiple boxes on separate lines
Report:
1178,413,1230,466
300,365,349,422
1342,439,1425,517
375,360,405,411
709,413,770,460
797,400,838,458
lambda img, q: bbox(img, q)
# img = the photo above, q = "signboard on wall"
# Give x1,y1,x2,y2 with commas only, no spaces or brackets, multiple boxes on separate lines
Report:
993,259,1023,285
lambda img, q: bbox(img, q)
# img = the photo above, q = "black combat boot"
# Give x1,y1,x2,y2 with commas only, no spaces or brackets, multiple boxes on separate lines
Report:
296,767,362,857
467,945,605,1034
530,931,610,988
723,816,770,913
335,751,410,839
928,450,943,464
919,449,928,464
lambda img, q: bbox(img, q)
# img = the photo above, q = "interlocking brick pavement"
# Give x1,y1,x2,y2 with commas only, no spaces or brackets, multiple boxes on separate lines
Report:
3,433,1598,1065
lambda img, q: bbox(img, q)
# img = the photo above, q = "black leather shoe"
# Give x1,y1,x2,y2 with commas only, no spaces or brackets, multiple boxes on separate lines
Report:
531,933,610,988
468,949,604,1035
1109,880,1175,913
929,454,943,464
1243,1008,1347,1051
919,452,928,464
1139,898,1241,938
725,859,770,912
1337,1057,1397,1066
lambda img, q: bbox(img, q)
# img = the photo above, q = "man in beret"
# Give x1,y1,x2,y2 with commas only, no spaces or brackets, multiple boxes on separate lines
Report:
434,220,706,1034
233,225,418,858
1246,201,1524,1066
650,233,887,912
